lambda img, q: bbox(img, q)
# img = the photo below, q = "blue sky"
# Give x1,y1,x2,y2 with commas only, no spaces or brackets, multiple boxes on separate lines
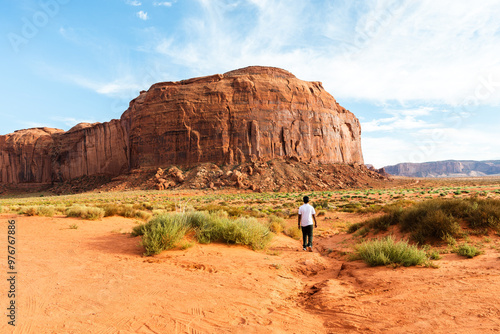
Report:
2,0,499,167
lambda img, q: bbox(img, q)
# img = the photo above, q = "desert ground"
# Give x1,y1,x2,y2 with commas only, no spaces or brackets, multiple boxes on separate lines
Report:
1,177,500,333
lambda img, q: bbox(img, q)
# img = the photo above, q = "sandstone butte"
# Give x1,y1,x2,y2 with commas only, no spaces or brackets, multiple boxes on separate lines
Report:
0,66,363,185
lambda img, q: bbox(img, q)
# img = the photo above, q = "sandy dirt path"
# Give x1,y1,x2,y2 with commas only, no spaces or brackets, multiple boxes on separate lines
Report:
1,214,500,333
1,215,327,334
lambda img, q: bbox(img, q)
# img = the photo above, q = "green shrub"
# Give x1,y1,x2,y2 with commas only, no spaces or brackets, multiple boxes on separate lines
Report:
37,205,55,217
133,211,272,254
353,226,370,237
347,222,364,233
401,207,460,244
66,205,104,220
356,237,427,267
362,198,500,244
313,199,329,209
134,210,152,221
340,203,362,213
140,214,190,255
456,243,482,258
195,216,271,250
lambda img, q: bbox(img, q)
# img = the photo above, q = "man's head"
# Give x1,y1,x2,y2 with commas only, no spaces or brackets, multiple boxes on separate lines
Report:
303,196,309,203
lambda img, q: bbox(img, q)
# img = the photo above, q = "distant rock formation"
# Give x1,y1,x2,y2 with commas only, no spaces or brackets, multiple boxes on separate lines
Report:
0,66,364,185
383,160,500,178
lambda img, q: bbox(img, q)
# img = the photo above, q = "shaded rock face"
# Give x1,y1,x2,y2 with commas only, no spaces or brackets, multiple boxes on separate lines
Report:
0,66,363,184
0,121,129,184
384,160,500,177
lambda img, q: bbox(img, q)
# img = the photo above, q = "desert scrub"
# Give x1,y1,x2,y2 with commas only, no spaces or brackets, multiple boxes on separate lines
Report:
356,237,427,267
139,214,190,255
66,205,105,220
22,206,38,216
36,205,56,217
268,215,285,234
362,198,500,243
284,226,301,240
133,211,272,254
100,204,152,221
195,216,272,250
347,222,365,233
353,226,370,237
456,243,482,258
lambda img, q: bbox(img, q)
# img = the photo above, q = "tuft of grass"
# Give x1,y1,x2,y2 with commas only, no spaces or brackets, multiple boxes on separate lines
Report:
353,226,370,237
456,243,482,258
69,224,79,229
195,215,272,250
101,204,152,221
347,222,365,233
66,205,104,220
133,211,272,255
363,198,500,244
179,240,195,250
268,215,285,234
284,226,302,240
36,205,55,217
140,215,190,255
355,236,427,267
23,206,38,216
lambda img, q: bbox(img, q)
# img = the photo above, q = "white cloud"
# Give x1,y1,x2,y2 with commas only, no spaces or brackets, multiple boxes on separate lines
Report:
363,116,432,133
50,72,144,98
137,10,149,20
147,0,500,105
126,0,142,6
364,125,500,168
362,106,437,133
362,136,410,167
153,1,173,6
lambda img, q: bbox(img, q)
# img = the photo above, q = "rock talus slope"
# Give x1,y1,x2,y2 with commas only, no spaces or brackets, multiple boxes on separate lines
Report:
0,66,363,184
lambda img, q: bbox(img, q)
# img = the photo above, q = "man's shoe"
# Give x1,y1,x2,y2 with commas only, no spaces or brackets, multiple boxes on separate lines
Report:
303,247,307,251
307,246,312,252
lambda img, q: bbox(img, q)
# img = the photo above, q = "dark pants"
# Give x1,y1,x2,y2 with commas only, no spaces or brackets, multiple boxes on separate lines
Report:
301,225,313,248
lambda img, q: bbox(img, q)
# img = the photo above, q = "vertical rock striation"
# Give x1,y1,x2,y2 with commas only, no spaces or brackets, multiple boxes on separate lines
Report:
0,66,363,184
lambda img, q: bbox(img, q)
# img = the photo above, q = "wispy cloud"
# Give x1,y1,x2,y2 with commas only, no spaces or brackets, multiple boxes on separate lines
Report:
153,1,174,6
137,10,149,20
146,0,500,105
44,70,144,98
126,0,142,6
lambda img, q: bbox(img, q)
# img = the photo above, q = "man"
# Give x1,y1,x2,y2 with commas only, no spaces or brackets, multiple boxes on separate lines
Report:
298,196,317,252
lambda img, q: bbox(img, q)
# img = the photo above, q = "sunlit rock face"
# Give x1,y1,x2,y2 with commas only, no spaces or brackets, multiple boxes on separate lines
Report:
0,66,363,184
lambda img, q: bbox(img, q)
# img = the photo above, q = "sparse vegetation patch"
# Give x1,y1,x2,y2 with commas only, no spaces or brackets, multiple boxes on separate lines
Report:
133,211,272,255
356,236,427,267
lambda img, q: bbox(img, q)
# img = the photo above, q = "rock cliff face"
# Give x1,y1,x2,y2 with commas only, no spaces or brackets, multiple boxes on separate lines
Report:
0,66,363,184
384,160,500,177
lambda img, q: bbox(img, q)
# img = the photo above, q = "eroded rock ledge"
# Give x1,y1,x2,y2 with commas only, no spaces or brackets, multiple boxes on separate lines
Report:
0,66,363,185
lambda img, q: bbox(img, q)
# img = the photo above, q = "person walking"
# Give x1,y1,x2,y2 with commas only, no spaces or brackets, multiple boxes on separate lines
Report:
298,196,317,252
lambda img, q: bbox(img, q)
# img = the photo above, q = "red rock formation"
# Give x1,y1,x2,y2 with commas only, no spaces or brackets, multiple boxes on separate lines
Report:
0,66,363,184
126,66,363,168
0,127,62,184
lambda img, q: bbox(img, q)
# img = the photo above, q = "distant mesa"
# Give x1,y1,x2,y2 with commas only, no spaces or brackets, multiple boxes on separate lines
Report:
0,66,365,187
383,160,500,178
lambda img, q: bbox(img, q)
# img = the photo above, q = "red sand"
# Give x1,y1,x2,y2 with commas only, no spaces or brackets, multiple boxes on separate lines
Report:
1,214,500,333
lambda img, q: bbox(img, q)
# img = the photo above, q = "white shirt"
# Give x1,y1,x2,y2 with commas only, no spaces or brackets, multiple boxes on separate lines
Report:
298,203,316,226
